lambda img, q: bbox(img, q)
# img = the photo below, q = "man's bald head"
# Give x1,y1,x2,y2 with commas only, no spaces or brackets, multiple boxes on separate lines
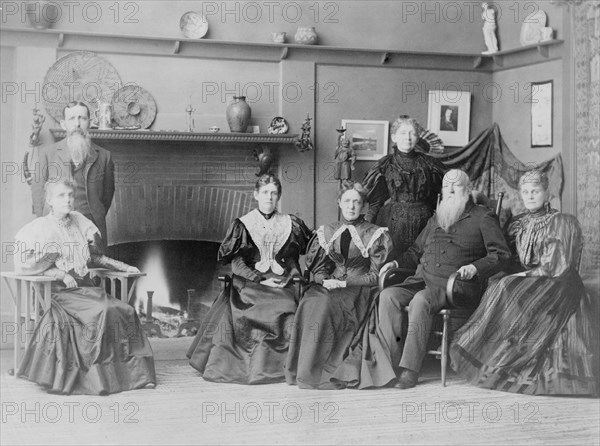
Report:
443,169,470,187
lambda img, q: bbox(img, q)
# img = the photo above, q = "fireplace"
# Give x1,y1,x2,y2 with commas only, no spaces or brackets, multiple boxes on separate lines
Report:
48,129,298,318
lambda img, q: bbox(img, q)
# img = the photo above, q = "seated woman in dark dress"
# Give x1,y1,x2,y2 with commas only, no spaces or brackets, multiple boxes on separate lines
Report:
284,181,393,389
15,180,156,395
187,175,312,384
450,170,598,396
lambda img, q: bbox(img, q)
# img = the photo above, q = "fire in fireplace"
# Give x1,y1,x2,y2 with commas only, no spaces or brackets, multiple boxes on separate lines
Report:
107,240,225,313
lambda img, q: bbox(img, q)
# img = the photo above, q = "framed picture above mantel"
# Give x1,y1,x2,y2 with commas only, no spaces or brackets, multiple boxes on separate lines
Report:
427,90,471,147
341,119,389,161
530,80,553,148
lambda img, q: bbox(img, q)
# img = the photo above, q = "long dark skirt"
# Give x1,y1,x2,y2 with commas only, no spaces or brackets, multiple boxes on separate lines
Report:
284,283,374,389
376,201,432,256
450,270,599,396
187,275,297,384
17,285,156,395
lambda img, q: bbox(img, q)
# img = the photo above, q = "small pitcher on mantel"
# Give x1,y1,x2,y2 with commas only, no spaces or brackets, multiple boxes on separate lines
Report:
226,96,252,133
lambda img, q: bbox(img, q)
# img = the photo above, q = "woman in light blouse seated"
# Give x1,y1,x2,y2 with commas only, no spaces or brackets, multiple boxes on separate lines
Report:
450,170,598,396
14,180,156,395
284,181,393,389
187,174,313,384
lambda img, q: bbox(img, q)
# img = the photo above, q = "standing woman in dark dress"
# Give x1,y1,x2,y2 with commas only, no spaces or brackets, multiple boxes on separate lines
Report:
363,115,446,255
450,170,598,396
187,175,312,384
284,181,393,389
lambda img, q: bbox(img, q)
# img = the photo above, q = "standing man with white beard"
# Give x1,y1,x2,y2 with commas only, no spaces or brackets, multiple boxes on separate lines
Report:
31,101,115,252
377,169,510,389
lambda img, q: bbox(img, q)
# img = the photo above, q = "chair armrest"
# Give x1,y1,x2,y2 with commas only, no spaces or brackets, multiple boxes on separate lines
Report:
445,272,460,307
445,272,485,309
1,272,55,282
378,268,416,291
88,268,146,279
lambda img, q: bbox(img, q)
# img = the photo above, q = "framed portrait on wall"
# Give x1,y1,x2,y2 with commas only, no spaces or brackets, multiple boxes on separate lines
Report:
341,119,389,161
531,80,553,147
427,90,471,147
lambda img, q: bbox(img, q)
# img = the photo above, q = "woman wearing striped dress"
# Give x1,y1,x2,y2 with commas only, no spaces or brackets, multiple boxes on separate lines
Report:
450,170,598,396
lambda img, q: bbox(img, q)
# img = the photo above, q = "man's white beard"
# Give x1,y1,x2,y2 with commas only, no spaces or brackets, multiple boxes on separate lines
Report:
437,191,469,232
67,129,92,164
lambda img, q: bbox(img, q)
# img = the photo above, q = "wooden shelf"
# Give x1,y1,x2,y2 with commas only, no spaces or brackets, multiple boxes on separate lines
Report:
1,27,564,72
49,128,299,144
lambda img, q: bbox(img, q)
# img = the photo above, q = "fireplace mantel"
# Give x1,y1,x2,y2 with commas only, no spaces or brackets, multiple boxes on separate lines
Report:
49,129,299,144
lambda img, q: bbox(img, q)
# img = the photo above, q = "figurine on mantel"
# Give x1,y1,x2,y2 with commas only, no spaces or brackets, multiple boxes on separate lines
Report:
295,114,314,152
23,105,46,186
481,2,499,54
334,128,356,181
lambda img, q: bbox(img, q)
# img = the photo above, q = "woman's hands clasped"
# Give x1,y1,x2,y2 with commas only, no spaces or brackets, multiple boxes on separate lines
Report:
322,279,346,290
260,278,285,288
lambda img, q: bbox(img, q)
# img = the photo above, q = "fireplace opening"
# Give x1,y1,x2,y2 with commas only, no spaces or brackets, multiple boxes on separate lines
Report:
107,240,226,318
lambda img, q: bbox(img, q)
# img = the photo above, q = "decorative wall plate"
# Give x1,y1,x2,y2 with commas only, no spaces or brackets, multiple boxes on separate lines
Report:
180,11,209,39
268,117,289,134
520,10,547,46
42,51,122,124
112,85,157,129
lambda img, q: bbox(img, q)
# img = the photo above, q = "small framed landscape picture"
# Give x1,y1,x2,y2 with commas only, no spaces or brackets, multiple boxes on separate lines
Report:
427,90,471,147
341,119,389,161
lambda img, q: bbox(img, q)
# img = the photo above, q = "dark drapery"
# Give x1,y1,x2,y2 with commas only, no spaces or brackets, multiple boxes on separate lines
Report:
424,123,564,226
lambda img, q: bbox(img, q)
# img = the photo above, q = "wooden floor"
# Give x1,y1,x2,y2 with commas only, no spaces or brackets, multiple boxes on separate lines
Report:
1,338,598,446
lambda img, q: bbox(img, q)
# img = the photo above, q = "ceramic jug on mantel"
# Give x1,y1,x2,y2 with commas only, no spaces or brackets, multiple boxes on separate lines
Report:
226,96,251,133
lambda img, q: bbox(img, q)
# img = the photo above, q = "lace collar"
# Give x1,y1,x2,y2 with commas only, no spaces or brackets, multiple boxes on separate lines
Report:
316,221,388,258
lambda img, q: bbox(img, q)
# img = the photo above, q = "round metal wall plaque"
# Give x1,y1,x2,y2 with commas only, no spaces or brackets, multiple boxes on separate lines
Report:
42,51,122,124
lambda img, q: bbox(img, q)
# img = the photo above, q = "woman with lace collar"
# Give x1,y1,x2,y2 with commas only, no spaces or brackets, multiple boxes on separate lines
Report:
284,181,393,389
187,174,312,384
14,180,156,395
450,170,598,396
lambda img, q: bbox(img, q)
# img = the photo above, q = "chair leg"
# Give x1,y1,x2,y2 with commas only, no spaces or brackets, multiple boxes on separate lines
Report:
441,312,449,386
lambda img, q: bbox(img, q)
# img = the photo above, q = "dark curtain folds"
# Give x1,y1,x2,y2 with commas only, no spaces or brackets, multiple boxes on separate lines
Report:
423,123,564,225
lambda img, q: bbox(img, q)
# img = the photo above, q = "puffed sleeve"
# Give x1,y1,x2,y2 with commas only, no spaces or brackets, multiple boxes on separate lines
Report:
217,219,262,282
305,230,336,285
290,214,313,255
13,218,60,275
528,214,583,278
218,219,251,264
345,228,393,287
362,158,390,223
364,176,389,223
280,215,314,278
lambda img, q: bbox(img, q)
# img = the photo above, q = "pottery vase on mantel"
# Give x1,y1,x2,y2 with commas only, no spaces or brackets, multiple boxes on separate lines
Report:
226,96,252,133
26,0,59,30
294,27,318,45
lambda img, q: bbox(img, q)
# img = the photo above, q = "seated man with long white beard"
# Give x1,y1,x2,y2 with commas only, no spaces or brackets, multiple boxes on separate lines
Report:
377,169,510,389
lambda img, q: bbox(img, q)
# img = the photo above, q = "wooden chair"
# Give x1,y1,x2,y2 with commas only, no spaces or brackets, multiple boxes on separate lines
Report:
378,191,504,386
1,270,145,372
